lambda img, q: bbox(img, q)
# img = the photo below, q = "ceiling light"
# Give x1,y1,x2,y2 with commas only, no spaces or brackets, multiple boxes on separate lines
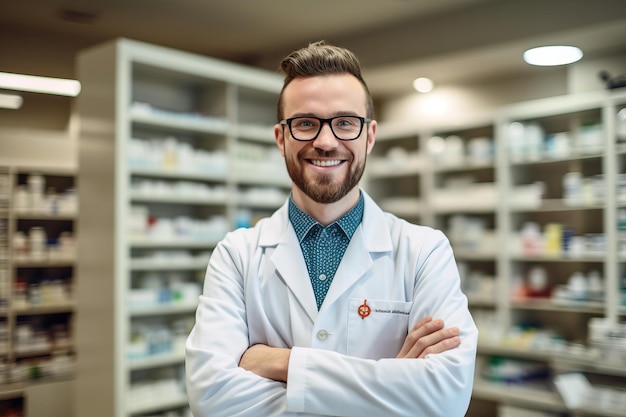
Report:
523,46,583,66
0,93,23,109
0,72,81,96
413,77,434,93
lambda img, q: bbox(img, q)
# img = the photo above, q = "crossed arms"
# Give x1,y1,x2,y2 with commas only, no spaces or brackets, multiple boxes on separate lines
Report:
240,315,461,382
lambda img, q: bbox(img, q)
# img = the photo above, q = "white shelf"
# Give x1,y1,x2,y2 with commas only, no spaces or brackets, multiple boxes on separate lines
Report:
367,162,423,178
126,393,189,415
12,303,75,315
454,250,497,261
510,255,606,263
575,406,626,417
510,199,605,213
509,151,604,167
128,303,197,317
131,107,228,135
129,194,228,205
235,124,276,143
234,173,291,187
510,299,605,313
129,168,228,182
379,197,423,216
472,379,566,412
12,259,75,267
374,90,626,416
13,211,77,220
130,258,209,271
129,238,220,249
127,352,185,371
75,38,283,417
432,160,495,173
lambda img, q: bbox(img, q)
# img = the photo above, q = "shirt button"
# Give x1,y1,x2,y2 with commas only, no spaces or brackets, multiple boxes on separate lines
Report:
318,274,327,281
317,329,329,341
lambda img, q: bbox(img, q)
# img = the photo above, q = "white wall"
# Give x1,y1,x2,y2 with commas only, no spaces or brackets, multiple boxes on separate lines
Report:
568,53,626,94
377,53,626,128
376,70,567,127
0,28,86,170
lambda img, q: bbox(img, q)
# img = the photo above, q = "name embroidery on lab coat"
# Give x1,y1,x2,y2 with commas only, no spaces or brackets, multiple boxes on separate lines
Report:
358,299,371,319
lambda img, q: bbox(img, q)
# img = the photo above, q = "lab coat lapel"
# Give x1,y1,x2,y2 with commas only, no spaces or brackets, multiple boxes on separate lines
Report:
264,205,318,323
320,192,392,310
272,239,318,322
320,226,372,309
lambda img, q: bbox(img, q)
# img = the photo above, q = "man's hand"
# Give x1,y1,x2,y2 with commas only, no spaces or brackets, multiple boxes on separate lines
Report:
239,344,291,382
396,316,460,359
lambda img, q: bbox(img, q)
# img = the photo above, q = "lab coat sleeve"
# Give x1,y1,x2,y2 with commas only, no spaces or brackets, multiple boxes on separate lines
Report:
185,234,289,417
285,229,478,417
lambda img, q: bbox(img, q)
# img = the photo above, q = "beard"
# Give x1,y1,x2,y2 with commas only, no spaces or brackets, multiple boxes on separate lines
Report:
285,147,367,204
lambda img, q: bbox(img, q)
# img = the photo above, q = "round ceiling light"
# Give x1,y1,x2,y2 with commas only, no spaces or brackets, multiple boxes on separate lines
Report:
523,46,583,66
413,77,434,93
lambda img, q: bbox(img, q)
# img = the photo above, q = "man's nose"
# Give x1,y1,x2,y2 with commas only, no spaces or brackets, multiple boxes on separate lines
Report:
312,122,339,149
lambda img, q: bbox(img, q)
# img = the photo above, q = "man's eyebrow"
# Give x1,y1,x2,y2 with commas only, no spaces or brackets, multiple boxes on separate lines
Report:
286,112,362,118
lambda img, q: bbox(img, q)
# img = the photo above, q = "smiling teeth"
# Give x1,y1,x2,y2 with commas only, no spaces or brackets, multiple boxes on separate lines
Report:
311,160,341,167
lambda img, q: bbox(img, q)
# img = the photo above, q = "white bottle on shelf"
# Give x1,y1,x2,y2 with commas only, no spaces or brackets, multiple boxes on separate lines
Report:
29,227,47,260
563,171,583,206
28,174,45,212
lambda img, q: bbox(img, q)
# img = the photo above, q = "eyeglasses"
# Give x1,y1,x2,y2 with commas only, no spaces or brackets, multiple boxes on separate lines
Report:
279,116,370,141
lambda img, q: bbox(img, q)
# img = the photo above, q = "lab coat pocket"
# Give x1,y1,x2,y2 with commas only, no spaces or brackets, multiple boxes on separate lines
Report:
347,298,412,359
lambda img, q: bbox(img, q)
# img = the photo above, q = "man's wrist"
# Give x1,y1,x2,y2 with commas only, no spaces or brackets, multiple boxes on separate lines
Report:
274,347,291,382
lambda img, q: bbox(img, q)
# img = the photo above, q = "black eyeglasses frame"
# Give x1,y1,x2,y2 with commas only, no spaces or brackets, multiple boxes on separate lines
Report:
279,116,371,142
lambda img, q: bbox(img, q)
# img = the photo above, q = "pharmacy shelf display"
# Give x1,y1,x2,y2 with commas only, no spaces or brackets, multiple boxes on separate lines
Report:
426,122,498,316
371,89,626,417
0,167,77,415
75,39,286,417
364,127,424,224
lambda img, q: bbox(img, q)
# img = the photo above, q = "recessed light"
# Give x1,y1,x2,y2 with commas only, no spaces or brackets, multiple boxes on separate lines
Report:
0,72,81,97
413,77,434,93
523,46,583,66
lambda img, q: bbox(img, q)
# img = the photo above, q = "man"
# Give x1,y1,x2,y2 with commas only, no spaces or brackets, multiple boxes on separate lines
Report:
186,41,478,417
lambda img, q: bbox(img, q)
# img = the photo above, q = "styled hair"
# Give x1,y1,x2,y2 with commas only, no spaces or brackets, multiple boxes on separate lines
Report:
277,40,374,121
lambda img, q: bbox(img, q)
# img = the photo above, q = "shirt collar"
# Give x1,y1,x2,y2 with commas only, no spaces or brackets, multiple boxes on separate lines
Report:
288,192,364,242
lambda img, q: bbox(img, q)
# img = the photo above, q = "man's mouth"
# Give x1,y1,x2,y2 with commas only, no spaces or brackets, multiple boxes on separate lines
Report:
309,159,343,167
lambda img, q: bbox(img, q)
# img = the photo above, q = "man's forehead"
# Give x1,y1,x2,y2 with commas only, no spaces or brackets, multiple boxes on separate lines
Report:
282,74,368,111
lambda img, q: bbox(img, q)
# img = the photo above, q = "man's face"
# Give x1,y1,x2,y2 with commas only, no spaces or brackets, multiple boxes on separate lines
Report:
275,74,376,204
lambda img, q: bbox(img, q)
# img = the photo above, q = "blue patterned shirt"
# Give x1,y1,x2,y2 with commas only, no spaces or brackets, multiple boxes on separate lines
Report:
288,192,364,310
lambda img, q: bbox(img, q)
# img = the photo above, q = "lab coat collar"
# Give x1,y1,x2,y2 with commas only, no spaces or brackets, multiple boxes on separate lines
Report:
260,189,394,321
258,189,392,252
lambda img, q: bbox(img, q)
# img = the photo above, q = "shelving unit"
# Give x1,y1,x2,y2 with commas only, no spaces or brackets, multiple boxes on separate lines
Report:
0,166,77,417
372,89,626,417
74,38,286,417
365,126,424,224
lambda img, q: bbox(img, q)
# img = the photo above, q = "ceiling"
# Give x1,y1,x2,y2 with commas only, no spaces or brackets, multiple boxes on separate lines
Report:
1,0,626,98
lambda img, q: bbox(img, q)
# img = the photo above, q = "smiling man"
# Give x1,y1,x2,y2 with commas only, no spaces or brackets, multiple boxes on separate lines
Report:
185,41,478,417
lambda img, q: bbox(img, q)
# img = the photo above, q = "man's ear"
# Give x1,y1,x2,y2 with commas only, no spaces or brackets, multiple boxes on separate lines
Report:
274,124,286,157
366,120,377,155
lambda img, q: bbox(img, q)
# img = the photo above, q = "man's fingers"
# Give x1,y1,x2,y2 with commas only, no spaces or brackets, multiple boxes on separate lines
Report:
397,317,434,357
417,331,461,359
398,318,443,358
409,318,445,340
408,327,459,358
410,315,433,332
399,324,460,359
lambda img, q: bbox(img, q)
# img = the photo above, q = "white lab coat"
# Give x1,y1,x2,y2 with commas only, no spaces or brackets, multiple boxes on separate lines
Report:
186,190,478,417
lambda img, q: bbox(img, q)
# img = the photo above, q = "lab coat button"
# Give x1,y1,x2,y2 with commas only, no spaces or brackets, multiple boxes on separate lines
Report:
316,329,329,341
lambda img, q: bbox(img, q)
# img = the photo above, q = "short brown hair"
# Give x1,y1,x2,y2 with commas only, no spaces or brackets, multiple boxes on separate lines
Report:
277,40,373,121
